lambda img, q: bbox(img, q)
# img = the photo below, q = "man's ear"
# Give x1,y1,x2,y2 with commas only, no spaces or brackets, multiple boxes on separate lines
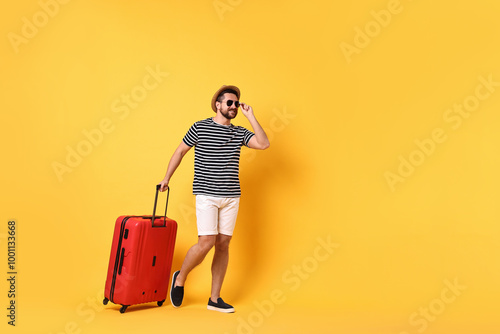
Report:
215,101,221,111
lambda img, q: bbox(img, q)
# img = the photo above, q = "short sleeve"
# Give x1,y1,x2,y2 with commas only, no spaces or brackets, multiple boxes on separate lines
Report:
242,128,255,147
182,123,198,147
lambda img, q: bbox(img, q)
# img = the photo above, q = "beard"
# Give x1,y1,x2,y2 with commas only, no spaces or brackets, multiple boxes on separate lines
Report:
220,108,238,120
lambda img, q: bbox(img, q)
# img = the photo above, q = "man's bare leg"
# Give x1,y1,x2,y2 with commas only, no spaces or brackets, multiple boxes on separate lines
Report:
175,235,217,287
210,234,232,302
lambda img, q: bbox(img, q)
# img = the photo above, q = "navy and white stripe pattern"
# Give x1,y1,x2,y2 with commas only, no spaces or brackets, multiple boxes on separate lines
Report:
183,118,255,197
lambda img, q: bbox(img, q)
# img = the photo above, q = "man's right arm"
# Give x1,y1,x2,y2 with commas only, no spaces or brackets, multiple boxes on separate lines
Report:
159,141,192,192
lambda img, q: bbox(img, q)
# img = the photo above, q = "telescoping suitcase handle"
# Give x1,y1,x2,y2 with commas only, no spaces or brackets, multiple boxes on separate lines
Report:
151,184,170,227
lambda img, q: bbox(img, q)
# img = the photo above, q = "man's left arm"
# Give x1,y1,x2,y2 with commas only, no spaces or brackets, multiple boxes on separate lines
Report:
241,103,270,150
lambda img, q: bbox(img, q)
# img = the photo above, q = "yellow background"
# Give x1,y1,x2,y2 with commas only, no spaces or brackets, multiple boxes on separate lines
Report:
1,0,500,333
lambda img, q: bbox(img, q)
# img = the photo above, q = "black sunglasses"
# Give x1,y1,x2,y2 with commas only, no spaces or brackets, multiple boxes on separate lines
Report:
223,100,240,108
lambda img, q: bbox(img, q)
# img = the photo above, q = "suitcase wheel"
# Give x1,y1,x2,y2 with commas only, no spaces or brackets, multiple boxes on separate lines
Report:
157,300,165,307
103,298,109,305
120,305,128,314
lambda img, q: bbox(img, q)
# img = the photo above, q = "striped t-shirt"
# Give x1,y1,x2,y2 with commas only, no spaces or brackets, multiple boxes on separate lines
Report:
182,117,255,197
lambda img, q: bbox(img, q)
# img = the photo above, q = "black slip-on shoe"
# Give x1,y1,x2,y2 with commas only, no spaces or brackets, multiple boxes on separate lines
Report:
207,297,235,313
170,270,184,308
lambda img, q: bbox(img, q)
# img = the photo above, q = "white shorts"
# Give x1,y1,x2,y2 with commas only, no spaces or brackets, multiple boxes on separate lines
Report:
196,195,240,236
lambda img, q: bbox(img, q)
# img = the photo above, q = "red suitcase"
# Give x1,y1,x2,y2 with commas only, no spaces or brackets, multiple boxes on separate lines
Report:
103,185,177,313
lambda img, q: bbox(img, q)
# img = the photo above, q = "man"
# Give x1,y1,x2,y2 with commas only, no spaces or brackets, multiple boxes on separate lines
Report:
158,85,270,313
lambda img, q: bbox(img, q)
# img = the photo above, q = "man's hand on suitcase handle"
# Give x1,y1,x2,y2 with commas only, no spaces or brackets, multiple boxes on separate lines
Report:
158,180,169,192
